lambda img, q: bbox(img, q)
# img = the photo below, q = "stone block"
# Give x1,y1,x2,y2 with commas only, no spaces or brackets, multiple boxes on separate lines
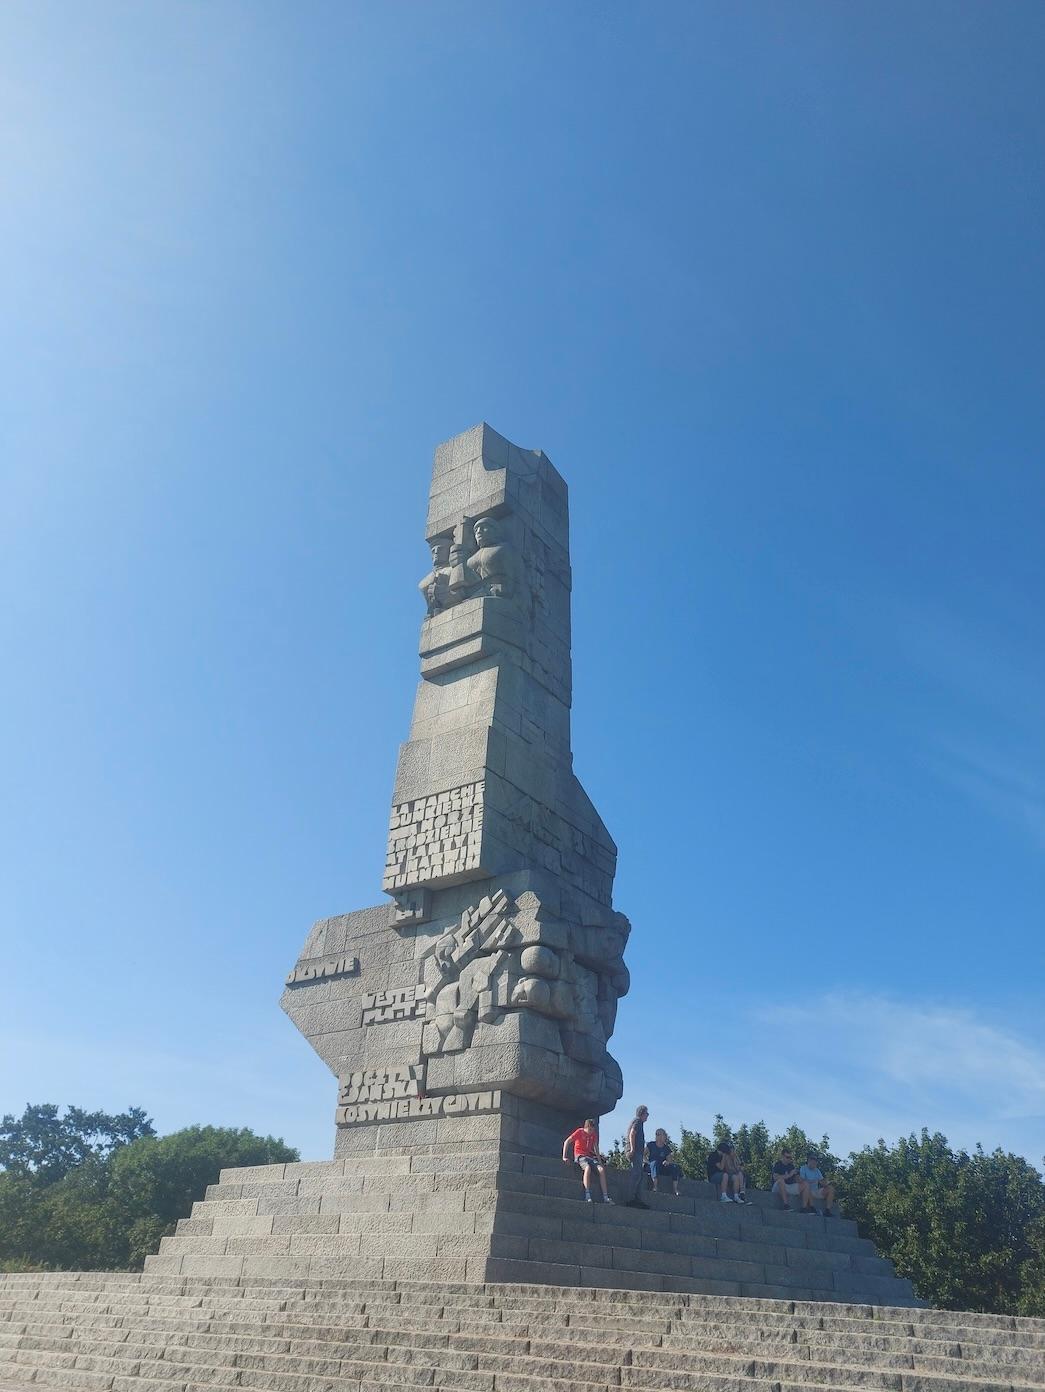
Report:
218,1164,285,1185
480,1257,580,1287
223,1236,291,1256
270,1215,340,1236
688,1255,765,1284
613,1247,691,1279
207,1216,275,1237
256,1195,322,1216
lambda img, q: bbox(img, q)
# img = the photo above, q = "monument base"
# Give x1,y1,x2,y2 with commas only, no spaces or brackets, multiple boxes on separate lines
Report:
141,1142,920,1304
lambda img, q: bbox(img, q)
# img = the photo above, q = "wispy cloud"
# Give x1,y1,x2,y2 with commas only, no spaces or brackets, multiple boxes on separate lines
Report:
894,603,1045,851
760,993,1045,1118
610,992,1045,1167
924,734,1045,850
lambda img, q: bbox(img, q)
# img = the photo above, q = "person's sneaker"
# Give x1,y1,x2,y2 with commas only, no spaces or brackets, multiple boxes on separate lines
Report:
824,1210,835,1218
603,1196,614,1204
735,1193,748,1204
720,1193,732,1203
585,1193,593,1203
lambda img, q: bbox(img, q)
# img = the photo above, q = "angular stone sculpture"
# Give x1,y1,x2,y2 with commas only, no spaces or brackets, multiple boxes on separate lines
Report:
281,422,631,1158
138,424,919,1306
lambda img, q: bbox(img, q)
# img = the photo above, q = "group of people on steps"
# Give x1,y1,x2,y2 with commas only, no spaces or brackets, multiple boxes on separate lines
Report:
562,1107,837,1215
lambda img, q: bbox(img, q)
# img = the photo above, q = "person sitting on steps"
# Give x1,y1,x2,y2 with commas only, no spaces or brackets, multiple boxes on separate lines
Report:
771,1148,804,1210
562,1118,614,1204
708,1139,748,1203
646,1129,683,1196
799,1151,836,1216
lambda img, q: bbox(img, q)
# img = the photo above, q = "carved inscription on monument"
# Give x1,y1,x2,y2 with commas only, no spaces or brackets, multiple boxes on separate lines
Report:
336,1088,502,1128
383,781,484,891
285,956,358,987
361,985,429,1025
338,1065,424,1106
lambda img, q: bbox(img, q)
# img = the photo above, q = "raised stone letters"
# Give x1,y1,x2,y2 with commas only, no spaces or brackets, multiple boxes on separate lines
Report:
383,781,484,892
285,956,358,987
337,1065,424,1106
361,985,429,1025
335,1088,501,1128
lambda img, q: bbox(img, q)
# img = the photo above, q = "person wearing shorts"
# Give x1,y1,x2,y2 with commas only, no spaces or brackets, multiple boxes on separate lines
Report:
771,1149,804,1210
717,1140,748,1203
647,1129,683,1196
799,1152,836,1215
562,1118,613,1203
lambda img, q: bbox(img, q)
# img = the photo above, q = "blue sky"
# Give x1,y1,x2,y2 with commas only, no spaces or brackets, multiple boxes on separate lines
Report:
2,2,1043,1166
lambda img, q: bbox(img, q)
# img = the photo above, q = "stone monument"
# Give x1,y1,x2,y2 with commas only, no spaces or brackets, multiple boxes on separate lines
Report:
281,421,631,1161
137,424,918,1305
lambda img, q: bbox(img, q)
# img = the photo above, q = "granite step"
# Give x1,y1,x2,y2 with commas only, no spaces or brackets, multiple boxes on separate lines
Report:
5,1330,1043,1392
206,1165,855,1224
2,1275,1045,1392
7,1306,1041,1383
1,1271,1039,1332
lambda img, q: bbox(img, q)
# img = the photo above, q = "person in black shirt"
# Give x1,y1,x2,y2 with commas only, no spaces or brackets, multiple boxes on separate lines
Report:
624,1105,650,1209
771,1148,804,1210
647,1129,683,1196
707,1141,746,1202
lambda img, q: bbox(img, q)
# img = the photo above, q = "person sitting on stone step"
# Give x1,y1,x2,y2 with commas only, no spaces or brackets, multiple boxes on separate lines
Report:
562,1118,614,1203
799,1151,836,1216
646,1129,683,1196
771,1148,804,1210
708,1139,748,1203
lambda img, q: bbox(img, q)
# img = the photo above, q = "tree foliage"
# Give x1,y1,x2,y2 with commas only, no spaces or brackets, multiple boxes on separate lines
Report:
0,1104,154,1182
0,1106,298,1272
840,1130,1045,1315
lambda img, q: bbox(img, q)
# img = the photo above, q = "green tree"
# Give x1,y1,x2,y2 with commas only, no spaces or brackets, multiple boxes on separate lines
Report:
0,1104,154,1183
671,1116,839,1188
840,1130,1045,1314
107,1125,299,1267
0,1110,298,1273
1017,1214,1045,1317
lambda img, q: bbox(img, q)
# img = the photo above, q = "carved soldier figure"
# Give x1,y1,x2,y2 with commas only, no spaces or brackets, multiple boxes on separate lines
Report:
418,536,453,615
449,515,518,602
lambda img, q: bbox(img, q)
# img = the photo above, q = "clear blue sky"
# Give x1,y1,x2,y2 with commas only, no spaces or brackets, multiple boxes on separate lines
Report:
2,2,1043,1166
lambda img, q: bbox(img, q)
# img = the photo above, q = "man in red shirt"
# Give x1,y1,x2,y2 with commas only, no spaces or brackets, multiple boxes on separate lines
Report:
562,1118,614,1203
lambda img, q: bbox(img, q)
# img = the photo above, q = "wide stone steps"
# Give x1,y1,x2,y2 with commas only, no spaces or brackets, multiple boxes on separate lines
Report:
3,1301,1043,1383
4,1325,1041,1392
2,1274,1044,1392
142,1151,917,1304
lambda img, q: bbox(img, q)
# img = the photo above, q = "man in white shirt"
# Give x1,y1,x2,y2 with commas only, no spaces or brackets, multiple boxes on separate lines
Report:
798,1151,836,1216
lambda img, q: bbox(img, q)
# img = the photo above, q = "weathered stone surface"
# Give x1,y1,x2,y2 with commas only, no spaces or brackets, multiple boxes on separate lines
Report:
280,426,630,1147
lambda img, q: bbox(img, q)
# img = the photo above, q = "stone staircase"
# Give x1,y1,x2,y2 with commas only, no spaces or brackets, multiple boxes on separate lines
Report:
1,1268,1044,1392
139,1150,920,1305
5,1150,1039,1392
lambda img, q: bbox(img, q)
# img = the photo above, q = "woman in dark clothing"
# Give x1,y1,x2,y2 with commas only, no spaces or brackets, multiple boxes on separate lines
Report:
647,1128,683,1196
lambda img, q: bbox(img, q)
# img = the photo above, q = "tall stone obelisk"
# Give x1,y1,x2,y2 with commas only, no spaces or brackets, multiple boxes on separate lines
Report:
140,425,919,1303
282,424,630,1157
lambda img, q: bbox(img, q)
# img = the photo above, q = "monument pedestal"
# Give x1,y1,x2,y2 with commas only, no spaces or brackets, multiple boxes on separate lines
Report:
143,1148,920,1306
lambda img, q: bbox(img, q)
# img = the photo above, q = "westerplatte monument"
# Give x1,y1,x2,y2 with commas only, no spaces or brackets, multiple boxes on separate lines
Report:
126,425,918,1302
280,422,630,1160
134,424,918,1302
9,427,1031,1392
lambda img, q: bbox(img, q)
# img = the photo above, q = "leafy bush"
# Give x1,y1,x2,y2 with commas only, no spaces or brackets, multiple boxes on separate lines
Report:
0,1106,298,1272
